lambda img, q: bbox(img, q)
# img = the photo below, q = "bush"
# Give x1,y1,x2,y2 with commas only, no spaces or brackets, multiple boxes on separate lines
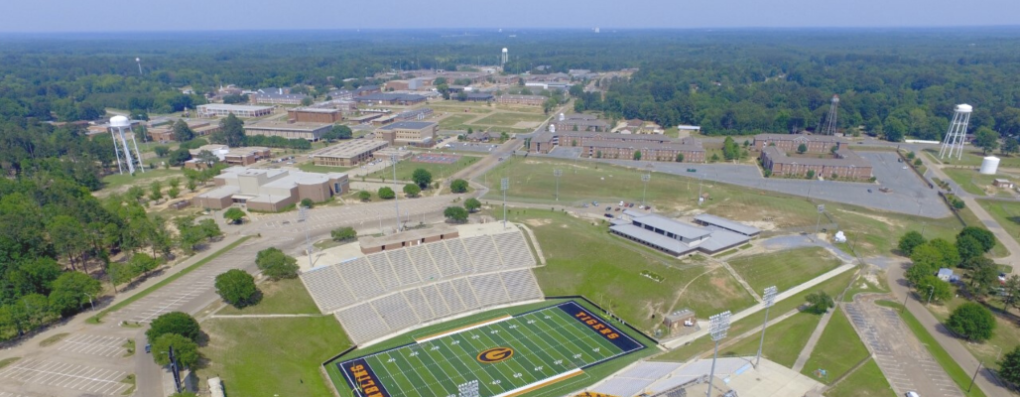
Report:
403,183,421,198
215,269,258,308
958,226,996,253
358,191,371,202
48,272,102,316
223,207,246,224
464,198,481,213
331,226,357,242
412,169,433,189
378,186,395,200
444,206,469,223
146,312,201,342
450,179,469,193
805,291,834,314
946,302,995,341
300,198,314,208
255,247,299,280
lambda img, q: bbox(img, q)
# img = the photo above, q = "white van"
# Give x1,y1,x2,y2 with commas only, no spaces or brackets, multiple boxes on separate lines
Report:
906,392,919,397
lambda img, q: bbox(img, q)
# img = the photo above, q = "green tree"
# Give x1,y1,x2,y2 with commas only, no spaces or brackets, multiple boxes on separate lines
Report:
223,207,246,224
675,153,684,162
322,125,352,141
956,235,984,262
806,169,815,179
958,227,996,253
358,191,371,201
999,347,1020,384
151,333,200,369
908,244,943,285
108,262,140,289
915,276,952,304
797,143,808,154
898,231,926,256
722,137,740,160
403,183,421,198
378,186,395,200
215,269,258,308
946,302,995,341
450,179,469,193
1004,275,1020,309
464,198,482,213
331,226,357,242
186,177,198,192
214,113,245,147
969,259,999,295
149,181,163,201
633,151,642,161
169,148,192,166
928,238,960,267
973,127,1000,155
412,168,433,189
48,272,102,316
444,206,469,223
300,198,314,208
48,215,88,270
146,312,201,342
300,97,313,106
130,252,160,275
805,291,834,314
884,117,906,142
1003,137,1020,156
154,145,170,157
710,153,720,162
255,247,299,280
167,186,180,199
172,119,195,142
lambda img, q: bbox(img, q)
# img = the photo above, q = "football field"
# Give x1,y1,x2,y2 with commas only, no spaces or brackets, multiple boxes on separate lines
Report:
338,301,644,397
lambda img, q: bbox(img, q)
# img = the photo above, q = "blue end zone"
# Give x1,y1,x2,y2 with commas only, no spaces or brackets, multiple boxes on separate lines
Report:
556,301,645,353
338,358,392,397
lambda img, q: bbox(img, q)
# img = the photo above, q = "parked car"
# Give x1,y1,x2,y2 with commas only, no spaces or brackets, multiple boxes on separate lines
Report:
604,213,614,219
145,344,151,354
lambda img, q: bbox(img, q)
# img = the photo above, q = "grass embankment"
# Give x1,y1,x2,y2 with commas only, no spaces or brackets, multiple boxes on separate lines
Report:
800,308,870,383
511,209,757,334
717,311,821,367
216,278,321,315
825,358,896,397
877,300,988,397
297,162,351,174
923,286,1020,373
728,247,843,294
654,269,856,362
89,236,253,324
978,199,1020,253
368,156,480,182
482,157,973,257
101,168,184,190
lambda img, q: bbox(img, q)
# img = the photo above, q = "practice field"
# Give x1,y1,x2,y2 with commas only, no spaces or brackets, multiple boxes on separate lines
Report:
338,301,644,397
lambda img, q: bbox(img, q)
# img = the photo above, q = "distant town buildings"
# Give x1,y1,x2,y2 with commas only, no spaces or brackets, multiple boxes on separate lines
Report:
309,140,390,167
288,107,343,123
375,121,438,147
243,121,332,141
529,129,706,163
354,93,428,106
193,166,348,212
251,88,308,105
197,104,274,118
753,133,843,153
496,95,546,106
552,114,610,133
753,133,872,180
185,144,272,167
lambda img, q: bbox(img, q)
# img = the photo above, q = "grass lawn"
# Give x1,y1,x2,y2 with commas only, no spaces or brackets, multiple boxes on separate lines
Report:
438,114,479,131
198,316,350,397
717,311,822,367
509,210,756,334
956,203,1011,258
297,162,351,174
101,168,184,190
800,307,870,383
728,247,843,294
843,272,890,302
825,358,895,397
977,199,1020,251
924,148,1020,168
216,278,321,315
942,168,1013,196
924,287,1020,373
484,157,969,257
430,105,495,114
367,155,480,182
877,300,988,397
654,269,856,362
472,112,549,126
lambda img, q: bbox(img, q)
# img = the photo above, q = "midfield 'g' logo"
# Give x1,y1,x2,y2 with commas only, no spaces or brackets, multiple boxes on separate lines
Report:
477,347,514,363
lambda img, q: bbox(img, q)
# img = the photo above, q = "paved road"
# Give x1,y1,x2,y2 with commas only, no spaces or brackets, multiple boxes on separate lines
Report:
846,294,964,397
887,262,1010,397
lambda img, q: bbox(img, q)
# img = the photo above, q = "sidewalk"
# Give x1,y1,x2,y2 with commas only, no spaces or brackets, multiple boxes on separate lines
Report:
791,306,837,372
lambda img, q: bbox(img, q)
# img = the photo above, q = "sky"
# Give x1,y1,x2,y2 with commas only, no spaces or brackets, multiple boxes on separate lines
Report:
3,0,1020,32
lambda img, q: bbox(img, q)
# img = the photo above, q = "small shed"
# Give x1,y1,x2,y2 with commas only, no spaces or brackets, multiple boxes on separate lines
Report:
937,268,957,282
663,309,697,333
993,179,1014,189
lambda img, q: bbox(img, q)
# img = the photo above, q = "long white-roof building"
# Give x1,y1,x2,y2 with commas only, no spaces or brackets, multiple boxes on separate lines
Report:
197,104,274,118
609,211,758,256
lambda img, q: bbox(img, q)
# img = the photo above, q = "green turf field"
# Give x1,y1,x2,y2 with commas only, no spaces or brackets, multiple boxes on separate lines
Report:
337,301,644,397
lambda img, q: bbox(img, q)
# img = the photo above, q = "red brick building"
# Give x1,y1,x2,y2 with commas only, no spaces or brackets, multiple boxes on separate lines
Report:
760,146,872,180
753,133,843,153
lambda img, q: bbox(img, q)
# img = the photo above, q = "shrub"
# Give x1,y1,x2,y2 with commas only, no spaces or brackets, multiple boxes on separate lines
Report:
450,179,469,193
255,247,299,280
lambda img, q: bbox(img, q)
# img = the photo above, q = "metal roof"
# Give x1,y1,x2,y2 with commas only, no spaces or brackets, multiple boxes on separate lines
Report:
379,121,436,130
632,213,711,240
694,214,760,236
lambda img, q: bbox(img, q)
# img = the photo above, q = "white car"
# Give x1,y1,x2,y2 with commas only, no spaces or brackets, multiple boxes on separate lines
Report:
906,392,919,397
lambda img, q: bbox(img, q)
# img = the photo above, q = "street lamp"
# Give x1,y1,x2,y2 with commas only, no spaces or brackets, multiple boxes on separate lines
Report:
391,154,400,232
553,169,562,201
641,173,651,207
82,292,95,312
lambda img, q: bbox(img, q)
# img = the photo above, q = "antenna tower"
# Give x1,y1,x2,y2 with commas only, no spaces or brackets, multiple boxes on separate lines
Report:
939,104,973,161
821,95,839,135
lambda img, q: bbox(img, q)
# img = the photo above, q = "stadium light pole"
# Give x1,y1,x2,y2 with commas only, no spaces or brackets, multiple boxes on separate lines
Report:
815,204,825,234
553,169,562,201
641,173,651,207
707,311,731,397
755,286,778,368
501,177,509,229
392,154,401,232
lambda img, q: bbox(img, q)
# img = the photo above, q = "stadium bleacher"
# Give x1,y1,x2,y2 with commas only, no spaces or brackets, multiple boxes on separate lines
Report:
300,230,544,344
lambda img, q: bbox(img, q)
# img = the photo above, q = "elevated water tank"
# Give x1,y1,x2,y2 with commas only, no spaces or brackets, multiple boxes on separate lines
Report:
980,156,1000,175
110,115,130,128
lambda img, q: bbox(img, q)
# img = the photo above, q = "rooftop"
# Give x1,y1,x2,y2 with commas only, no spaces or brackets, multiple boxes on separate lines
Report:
763,146,870,167
198,104,274,112
629,212,712,240
359,224,459,248
693,213,760,236
755,133,844,143
310,140,389,159
290,107,340,114
379,121,437,130
245,121,333,131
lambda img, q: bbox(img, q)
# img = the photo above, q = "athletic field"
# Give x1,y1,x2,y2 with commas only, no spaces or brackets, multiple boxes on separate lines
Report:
338,301,644,397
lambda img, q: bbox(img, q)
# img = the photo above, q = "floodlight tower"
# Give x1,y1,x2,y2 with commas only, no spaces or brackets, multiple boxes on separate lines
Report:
110,116,144,174
391,154,401,232
553,169,562,201
706,311,731,397
501,177,509,229
755,286,778,368
821,95,839,135
939,104,973,161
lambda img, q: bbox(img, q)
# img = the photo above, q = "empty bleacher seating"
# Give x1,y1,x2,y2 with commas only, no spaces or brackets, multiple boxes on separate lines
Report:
335,258,386,300
501,269,544,301
425,243,463,278
445,239,476,273
463,236,504,272
492,232,537,269
386,250,422,286
335,303,390,343
366,254,401,290
299,267,357,312
372,293,420,331
436,281,467,313
403,289,436,322
420,284,452,318
406,245,443,281
469,273,511,306
452,278,481,309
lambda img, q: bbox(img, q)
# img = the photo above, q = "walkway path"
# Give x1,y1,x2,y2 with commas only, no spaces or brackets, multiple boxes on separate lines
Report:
209,313,325,319
791,308,837,372
515,223,547,265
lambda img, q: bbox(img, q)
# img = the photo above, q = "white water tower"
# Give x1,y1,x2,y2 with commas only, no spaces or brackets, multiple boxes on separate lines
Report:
501,48,508,66
109,116,145,175
939,104,973,161
980,156,1000,175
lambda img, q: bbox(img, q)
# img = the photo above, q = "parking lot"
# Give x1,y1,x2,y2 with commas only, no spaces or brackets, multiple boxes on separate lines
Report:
0,359,132,396
56,334,127,358
846,295,964,397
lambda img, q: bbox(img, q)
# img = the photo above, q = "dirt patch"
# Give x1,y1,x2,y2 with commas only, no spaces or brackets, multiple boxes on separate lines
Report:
836,208,901,228
513,121,542,129
709,275,741,298
524,218,552,227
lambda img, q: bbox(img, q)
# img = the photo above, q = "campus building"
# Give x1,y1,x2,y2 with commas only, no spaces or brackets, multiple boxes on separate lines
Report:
147,120,222,142
309,140,390,167
288,107,343,123
496,95,546,106
752,133,844,153
552,114,610,132
582,139,706,163
187,144,272,166
196,104,274,118
243,121,332,141
375,121,438,147
760,146,873,180
193,167,348,212
251,89,308,105
609,211,759,256
354,93,428,106
358,224,460,254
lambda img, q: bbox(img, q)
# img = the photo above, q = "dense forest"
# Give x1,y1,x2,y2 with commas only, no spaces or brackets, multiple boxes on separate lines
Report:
2,29,1020,340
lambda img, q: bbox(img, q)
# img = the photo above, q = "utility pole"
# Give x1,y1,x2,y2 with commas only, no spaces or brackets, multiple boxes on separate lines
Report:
501,177,509,229
392,154,400,232
815,204,825,234
755,286,778,368
553,169,562,201
641,173,651,207
300,206,312,269
706,311,731,397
